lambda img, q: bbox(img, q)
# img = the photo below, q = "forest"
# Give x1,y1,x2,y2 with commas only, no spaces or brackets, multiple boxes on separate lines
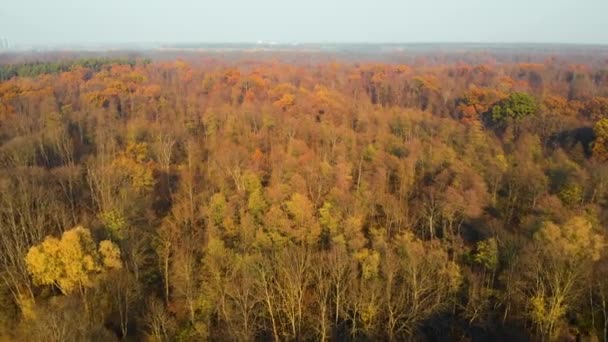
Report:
0,50,608,341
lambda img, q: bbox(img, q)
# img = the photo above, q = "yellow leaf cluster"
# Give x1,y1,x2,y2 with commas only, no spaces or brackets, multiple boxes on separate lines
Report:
25,226,122,295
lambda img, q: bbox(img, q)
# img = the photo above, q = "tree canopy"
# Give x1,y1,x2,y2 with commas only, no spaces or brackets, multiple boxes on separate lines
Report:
0,51,607,341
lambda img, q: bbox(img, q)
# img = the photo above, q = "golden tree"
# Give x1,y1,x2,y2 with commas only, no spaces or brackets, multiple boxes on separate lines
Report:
25,226,122,295
521,217,604,340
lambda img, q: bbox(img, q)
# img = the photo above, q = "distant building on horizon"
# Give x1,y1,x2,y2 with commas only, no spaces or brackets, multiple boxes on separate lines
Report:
0,38,10,50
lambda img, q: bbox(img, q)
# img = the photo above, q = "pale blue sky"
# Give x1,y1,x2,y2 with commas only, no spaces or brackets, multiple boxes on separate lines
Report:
1,0,607,45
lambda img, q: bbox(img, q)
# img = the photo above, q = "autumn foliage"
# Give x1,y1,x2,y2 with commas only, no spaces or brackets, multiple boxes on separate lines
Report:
0,52,607,341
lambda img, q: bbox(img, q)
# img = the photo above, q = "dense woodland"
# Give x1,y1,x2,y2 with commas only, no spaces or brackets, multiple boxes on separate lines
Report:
0,57,147,81
1,51,608,341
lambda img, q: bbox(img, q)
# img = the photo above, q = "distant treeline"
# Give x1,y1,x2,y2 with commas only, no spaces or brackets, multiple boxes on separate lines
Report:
0,57,151,81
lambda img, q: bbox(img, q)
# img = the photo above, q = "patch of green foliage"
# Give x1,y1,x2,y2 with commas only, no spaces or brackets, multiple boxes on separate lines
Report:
490,91,538,124
0,57,150,81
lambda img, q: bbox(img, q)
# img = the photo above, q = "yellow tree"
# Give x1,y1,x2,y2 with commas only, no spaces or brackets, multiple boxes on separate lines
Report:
593,118,608,161
520,217,604,340
25,226,122,301
285,193,320,245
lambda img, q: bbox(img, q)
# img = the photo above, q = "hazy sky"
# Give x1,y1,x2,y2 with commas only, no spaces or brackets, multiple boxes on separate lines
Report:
1,0,607,45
